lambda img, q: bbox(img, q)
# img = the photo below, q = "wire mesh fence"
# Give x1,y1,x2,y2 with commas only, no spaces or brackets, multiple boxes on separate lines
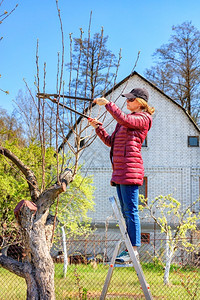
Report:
0,228,199,300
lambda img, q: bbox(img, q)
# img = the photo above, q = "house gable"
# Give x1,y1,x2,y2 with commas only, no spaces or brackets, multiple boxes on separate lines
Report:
65,72,200,224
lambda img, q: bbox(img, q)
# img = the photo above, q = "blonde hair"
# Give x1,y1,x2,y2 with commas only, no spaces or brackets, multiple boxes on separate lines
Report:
136,98,155,115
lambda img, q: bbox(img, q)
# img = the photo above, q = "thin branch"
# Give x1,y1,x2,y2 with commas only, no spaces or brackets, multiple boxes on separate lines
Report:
36,172,72,215
0,3,18,23
50,194,59,244
41,62,47,191
56,52,60,94
0,88,9,94
55,0,65,96
84,11,92,100
53,0,66,239
0,0,5,7
55,0,65,186
68,33,73,124
92,26,104,98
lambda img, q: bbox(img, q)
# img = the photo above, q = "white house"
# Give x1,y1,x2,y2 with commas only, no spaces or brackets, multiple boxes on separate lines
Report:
65,72,200,249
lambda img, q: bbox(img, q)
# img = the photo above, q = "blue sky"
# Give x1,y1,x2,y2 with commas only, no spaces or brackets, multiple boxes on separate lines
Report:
1,0,200,113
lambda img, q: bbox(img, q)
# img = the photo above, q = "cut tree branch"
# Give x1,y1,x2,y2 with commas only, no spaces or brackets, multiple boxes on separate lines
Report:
36,169,73,215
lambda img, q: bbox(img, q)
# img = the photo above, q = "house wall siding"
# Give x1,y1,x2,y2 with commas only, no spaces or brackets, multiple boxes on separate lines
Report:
84,166,199,222
68,74,200,225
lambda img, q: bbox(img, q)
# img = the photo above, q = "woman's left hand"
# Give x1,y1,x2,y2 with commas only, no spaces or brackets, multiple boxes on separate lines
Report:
88,118,100,129
93,97,109,106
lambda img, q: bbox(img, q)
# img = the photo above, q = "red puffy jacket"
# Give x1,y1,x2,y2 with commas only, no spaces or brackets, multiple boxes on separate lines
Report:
96,102,152,186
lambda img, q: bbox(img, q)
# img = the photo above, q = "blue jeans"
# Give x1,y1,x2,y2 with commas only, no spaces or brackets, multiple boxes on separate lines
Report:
116,184,141,247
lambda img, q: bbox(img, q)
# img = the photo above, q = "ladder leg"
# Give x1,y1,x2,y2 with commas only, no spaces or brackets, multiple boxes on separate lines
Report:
109,196,153,300
100,240,122,300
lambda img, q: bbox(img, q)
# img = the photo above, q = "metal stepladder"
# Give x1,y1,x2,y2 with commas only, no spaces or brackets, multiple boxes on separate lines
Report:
100,196,153,300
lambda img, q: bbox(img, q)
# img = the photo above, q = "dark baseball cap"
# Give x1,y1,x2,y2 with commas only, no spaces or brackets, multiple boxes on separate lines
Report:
122,88,149,102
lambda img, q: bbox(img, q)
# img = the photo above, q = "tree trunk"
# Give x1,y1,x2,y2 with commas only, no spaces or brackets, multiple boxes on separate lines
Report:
15,201,56,299
0,183,70,299
0,147,73,299
164,251,173,285
0,234,55,300
28,221,55,299
164,234,175,285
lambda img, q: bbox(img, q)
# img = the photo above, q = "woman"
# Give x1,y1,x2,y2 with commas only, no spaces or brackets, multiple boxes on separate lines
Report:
89,88,155,263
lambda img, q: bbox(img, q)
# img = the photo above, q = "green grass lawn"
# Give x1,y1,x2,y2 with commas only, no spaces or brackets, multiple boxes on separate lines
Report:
0,263,199,299
0,267,27,299
54,263,200,299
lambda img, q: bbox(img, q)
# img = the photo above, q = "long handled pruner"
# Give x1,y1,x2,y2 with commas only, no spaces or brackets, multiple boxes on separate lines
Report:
37,93,102,125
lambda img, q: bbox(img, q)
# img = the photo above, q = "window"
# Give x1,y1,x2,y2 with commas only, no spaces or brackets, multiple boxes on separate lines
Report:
141,233,150,244
142,137,147,147
139,177,147,206
75,137,85,148
80,138,85,148
188,136,199,147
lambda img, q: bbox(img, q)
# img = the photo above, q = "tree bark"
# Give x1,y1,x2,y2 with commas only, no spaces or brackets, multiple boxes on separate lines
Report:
164,234,175,285
164,251,174,285
17,202,56,299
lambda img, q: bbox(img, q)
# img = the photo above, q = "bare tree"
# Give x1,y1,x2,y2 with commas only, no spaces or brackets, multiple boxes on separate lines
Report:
14,89,40,142
0,107,24,143
67,14,120,100
145,21,200,125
